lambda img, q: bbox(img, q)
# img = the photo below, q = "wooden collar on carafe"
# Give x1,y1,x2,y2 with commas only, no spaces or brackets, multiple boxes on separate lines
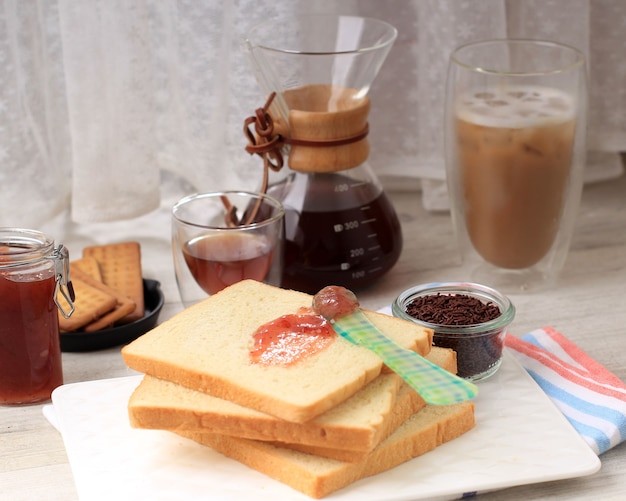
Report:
239,86,370,226
244,85,370,175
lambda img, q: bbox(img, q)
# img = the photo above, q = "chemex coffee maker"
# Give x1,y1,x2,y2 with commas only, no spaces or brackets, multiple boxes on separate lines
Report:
243,14,402,293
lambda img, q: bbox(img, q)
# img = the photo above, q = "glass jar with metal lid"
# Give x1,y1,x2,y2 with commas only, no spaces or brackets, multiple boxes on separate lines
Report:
0,228,74,405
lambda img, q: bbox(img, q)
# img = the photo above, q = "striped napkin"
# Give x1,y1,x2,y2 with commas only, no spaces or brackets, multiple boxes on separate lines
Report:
505,326,626,455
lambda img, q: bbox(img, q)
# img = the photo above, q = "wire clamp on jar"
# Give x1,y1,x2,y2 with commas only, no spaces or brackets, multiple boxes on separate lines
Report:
51,244,75,319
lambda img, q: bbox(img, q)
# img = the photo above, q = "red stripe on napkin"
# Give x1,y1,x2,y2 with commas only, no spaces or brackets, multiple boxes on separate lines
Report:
505,333,626,400
540,327,625,388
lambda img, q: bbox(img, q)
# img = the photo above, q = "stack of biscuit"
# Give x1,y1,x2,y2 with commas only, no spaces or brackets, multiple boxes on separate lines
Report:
122,280,475,498
59,242,144,332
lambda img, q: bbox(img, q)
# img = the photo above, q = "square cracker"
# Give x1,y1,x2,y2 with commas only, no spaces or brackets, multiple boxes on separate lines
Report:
83,242,144,323
71,256,102,282
58,278,117,332
69,267,138,331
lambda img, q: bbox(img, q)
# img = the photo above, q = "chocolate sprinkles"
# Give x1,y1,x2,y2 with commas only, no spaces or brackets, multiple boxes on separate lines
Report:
405,293,500,326
405,293,503,379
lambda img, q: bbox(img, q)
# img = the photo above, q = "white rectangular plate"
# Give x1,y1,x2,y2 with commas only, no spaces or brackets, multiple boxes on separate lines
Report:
52,351,600,500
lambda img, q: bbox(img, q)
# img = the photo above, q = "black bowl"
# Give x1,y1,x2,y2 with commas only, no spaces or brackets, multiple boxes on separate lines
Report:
60,279,164,352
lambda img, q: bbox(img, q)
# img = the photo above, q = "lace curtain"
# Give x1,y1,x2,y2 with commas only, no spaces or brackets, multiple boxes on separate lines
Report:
1,0,624,228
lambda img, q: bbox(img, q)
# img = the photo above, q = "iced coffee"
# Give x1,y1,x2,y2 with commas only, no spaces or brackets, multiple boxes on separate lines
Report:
455,86,577,269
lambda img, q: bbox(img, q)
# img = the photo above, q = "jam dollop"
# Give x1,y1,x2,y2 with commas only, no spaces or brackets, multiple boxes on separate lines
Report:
312,285,359,321
249,307,335,366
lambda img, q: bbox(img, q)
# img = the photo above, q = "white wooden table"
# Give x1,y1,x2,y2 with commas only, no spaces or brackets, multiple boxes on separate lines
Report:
2,166,626,500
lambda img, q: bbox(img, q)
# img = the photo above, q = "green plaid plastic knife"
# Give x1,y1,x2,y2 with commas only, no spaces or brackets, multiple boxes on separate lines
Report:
313,287,478,406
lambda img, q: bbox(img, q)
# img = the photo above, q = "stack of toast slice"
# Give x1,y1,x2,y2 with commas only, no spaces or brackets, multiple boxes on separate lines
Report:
122,280,475,498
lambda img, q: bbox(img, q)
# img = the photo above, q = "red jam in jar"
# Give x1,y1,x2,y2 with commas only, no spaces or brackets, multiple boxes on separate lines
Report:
0,229,73,405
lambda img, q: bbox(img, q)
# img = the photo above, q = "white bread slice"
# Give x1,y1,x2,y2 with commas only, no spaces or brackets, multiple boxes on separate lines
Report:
279,383,427,462
178,401,475,499
122,280,433,423
128,346,457,453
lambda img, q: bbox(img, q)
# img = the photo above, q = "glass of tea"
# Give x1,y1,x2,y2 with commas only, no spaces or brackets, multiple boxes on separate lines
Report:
444,40,587,292
172,191,285,306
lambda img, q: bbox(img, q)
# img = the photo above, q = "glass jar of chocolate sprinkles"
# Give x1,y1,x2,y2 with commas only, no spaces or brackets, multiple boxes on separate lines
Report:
392,282,515,382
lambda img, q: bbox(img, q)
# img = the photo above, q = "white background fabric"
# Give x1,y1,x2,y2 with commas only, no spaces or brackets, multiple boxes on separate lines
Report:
1,0,624,227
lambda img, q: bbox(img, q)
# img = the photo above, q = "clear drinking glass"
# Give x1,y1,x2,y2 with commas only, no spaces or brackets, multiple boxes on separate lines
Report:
172,191,285,307
444,40,587,292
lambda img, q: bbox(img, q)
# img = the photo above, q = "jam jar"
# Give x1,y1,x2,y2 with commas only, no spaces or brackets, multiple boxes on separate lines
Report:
0,228,74,405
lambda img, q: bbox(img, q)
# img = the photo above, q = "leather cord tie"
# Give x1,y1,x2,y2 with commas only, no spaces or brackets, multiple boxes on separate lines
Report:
243,92,285,178
233,92,284,227
284,123,369,147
